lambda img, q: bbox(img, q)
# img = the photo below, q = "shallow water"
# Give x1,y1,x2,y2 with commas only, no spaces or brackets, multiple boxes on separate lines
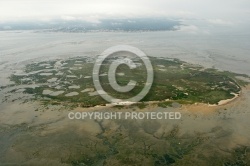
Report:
0,31,250,165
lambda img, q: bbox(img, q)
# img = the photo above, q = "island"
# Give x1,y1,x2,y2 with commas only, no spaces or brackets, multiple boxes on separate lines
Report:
7,56,249,109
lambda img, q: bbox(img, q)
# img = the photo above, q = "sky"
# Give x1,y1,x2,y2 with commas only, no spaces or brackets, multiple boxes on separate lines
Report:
0,0,249,33
0,0,249,22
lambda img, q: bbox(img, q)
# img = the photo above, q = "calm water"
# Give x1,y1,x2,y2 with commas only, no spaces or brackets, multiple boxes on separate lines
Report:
0,31,249,75
0,31,250,164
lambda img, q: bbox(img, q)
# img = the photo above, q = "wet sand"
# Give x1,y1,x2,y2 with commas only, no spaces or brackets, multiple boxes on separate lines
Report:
0,83,249,165
0,31,250,165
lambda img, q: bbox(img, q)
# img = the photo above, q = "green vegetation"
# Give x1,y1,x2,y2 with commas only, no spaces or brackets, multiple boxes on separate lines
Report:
9,56,248,107
157,101,173,108
131,102,148,109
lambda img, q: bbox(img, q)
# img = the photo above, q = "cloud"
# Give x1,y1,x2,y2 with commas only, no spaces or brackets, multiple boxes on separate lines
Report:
175,24,210,35
207,19,233,26
0,0,249,28
61,16,77,21
176,25,200,34
61,15,101,23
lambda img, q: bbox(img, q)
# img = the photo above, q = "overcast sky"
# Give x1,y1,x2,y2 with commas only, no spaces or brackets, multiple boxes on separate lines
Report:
0,0,250,30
